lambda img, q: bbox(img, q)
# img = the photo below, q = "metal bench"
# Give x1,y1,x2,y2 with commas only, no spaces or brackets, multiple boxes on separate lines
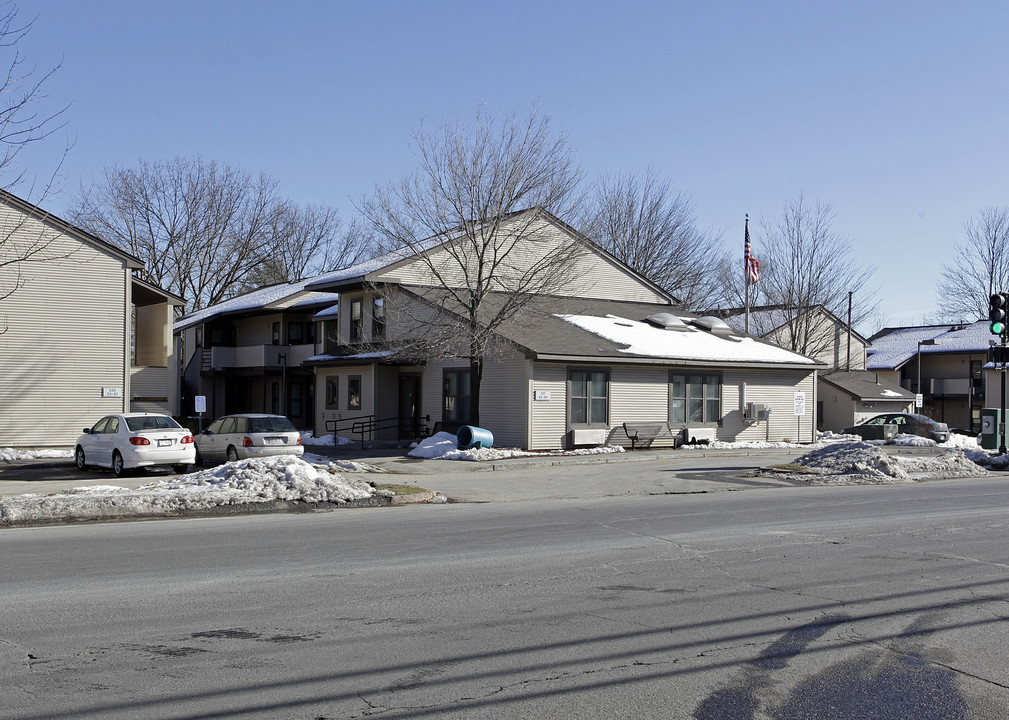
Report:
621,422,680,450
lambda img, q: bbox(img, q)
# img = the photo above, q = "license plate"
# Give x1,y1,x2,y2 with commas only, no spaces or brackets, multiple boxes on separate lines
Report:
157,439,173,447
265,437,284,445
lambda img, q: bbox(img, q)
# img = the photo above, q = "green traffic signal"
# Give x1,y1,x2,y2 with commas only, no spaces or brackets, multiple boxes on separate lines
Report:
992,321,1006,335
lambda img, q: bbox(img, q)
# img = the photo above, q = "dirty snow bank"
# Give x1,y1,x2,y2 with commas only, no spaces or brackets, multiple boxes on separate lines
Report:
0,455,389,525
787,442,988,485
0,447,73,461
408,431,624,461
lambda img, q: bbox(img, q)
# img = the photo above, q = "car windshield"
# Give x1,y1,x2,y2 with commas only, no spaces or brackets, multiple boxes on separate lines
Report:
248,417,297,433
126,416,181,432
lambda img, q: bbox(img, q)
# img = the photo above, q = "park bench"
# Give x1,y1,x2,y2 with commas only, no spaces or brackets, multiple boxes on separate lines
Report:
621,421,681,450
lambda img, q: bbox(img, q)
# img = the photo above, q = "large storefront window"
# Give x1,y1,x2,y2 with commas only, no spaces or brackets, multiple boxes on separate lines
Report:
670,373,721,423
569,368,609,425
443,369,471,424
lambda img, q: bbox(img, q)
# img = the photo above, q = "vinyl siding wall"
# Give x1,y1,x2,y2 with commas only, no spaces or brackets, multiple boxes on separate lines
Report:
722,369,817,443
314,364,375,441
530,363,568,449
474,347,530,448
528,362,818,450
375,217,670,304
0,224,129,446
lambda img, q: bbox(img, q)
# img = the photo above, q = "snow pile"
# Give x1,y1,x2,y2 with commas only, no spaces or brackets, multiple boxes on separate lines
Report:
0,456,388,526
0,447,73,461
300,453,384,473
407,431,624,461
301,433,355,447
941,432,980,449
787,442,987,485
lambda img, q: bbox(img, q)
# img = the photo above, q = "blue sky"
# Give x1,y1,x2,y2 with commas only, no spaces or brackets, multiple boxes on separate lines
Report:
15,0,1009,330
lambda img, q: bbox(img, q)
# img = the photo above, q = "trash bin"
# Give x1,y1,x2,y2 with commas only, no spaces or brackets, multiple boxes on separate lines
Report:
457,425,494,450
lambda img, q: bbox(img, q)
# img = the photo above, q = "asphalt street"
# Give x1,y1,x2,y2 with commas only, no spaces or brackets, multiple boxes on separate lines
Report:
3,475,1008,719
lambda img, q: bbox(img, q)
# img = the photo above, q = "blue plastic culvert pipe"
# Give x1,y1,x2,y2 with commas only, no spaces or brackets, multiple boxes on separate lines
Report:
457,425,494,450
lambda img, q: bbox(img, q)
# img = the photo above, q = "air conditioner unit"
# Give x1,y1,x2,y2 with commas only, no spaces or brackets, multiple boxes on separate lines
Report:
745,402,770,422
568,428,608,447
682,426,717,445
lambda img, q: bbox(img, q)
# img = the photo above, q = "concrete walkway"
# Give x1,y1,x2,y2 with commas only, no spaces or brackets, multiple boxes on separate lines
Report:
0,443,954,504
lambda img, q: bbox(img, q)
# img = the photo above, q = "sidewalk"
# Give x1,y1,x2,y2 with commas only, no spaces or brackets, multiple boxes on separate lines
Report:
1,442,954,506
0,444,799,502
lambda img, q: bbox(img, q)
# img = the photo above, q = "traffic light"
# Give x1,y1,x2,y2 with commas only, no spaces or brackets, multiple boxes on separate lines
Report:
990,292,1008,335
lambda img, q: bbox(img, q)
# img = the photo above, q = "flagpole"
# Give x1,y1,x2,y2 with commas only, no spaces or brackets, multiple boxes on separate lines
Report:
744,214,750,334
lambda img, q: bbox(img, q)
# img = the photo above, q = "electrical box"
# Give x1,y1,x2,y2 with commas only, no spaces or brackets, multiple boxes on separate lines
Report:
981,408,1001,450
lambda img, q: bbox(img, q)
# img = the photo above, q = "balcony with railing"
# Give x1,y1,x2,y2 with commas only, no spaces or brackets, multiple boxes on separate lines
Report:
201,344,316,372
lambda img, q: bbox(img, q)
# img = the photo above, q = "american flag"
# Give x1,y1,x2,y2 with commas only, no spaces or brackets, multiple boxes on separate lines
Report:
744,217,759,285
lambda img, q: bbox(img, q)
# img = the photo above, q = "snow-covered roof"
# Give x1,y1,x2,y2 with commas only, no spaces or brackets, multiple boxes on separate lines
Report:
819,370,916,401
174,279,340,331
559,314,819,365
867,321,991,370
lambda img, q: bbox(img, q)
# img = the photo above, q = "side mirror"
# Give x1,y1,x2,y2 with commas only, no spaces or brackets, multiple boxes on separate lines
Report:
82,428,91,434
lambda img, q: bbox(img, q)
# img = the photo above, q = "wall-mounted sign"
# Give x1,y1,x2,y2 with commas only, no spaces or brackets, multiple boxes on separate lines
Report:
101,387,122,398
534,390,551,401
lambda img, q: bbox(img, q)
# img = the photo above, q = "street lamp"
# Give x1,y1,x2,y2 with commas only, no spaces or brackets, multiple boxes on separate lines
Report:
916,338,941,410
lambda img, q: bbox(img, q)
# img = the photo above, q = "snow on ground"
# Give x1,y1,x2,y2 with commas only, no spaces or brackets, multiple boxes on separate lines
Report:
407,432,625,461
301,433,356,447
0,455,390,526
0,447,73,461
777,441,988,485
0,429,998,525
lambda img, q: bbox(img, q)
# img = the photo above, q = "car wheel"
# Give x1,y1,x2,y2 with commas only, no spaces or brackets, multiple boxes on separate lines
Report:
226,446,240,463
193,446,204,467
112,451,126,478
74,446,88,471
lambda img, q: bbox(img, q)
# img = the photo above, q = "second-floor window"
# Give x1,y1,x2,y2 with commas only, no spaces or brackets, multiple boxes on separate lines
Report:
325,320,340,353
272,322,281,345
289,322,304,344
372,297,386,340
350,299,363,342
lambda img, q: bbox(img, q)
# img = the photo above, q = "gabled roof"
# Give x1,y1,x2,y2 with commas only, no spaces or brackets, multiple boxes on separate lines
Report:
819,370,915,402
403,288,822,369
0,188,145,269
173,278,339,331
304,207,677,303
709,304,868,344
866,321,991,370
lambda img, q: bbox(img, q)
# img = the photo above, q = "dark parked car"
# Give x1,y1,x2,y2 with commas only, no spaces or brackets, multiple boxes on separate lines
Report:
843,413,949,443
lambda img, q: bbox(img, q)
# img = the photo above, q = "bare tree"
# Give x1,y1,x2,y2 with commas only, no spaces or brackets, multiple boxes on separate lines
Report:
735,195,877,358
357,106,584,426
934,207,1009,322
239,206,372,291
71,156,356,311
579,167,726,309
0,2,73,330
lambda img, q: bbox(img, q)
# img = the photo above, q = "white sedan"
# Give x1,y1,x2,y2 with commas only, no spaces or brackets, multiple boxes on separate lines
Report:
194,413,304,464
75,413,196,477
